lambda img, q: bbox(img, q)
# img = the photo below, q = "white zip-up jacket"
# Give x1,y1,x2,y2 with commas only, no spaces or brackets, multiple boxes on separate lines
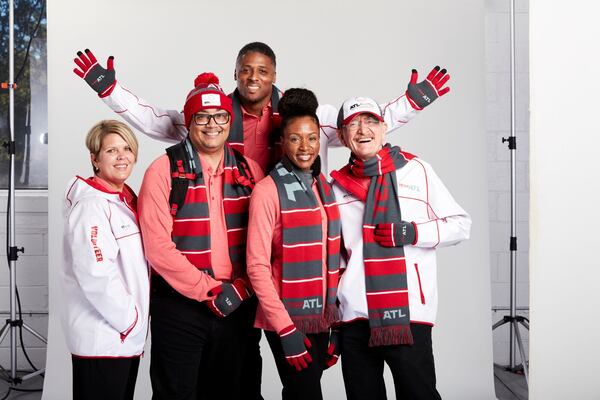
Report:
101,83,417,173
62,176,150,357
332,155,471,326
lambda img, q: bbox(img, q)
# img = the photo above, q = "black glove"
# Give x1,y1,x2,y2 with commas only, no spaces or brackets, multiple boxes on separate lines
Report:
206,278,252,317
73,49,117,97
374,222,416,247
406,66,450,110
279,325,313,371
324,329,341,369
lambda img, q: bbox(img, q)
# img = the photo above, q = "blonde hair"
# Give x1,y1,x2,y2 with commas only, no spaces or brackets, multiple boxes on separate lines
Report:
85,120,138,173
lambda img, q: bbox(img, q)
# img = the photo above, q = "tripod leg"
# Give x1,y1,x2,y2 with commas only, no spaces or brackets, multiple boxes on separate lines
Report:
512,322,529,385
21,367,45,381
519,319,529,330
21,323,47,344
0,322,11,344
492,318,509,330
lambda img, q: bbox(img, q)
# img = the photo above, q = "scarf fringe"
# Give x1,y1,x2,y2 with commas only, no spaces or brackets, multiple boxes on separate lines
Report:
293,316,331,334
368,325,414,347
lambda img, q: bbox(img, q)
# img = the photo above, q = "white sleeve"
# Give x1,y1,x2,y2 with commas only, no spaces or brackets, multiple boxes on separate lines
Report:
317,103,343,148
381,94,418,132
411,161,471,248
102,83,187,143
66,198,139,334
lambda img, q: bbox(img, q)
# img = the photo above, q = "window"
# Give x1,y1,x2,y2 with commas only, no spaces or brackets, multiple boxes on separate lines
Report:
0,0,47,189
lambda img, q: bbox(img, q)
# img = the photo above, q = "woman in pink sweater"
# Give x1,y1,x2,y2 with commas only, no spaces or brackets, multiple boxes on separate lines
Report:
246,89,341,400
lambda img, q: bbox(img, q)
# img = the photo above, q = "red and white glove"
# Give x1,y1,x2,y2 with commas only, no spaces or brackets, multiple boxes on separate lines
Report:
406,66,450,110
324,329,341,369
374,222,417,247
73,49,117,98
206,278,252,318
279,325,312,372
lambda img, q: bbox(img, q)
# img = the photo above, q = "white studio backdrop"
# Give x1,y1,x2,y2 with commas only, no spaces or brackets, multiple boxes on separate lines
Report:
529,1,600,399
45,1,495,399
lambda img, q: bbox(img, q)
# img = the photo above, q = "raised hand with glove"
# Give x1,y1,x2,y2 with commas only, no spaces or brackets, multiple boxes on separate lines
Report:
406,66,451,110
206,278,252,318
374,221,417,247
279,325,313,372
324,329,341,369
73,49,117,98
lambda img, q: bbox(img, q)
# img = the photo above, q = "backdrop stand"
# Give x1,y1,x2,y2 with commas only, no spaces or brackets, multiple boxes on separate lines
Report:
1,0,47,385
491,0,529,385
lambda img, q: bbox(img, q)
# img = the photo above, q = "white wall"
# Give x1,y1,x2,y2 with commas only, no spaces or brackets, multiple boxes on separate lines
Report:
529,1,600,399
485,0,530,366
45,1,495,399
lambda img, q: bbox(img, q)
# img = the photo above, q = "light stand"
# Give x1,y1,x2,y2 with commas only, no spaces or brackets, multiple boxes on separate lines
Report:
0,0,47,384
491,0,529,385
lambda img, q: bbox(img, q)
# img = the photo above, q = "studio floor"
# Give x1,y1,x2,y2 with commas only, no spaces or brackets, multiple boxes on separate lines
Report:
0,367,527,399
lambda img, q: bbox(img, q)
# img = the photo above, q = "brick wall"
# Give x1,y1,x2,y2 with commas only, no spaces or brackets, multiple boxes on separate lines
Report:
0,193,48,370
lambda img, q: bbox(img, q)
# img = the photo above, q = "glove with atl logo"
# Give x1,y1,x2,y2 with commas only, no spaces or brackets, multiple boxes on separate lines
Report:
73,49,117,98
374,222,417,247
406,66,450,110
279,325,313,371
206,278,252,318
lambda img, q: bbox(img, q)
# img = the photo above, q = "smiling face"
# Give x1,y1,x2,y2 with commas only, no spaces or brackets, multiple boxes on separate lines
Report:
234,51,276,107
188,108,231,156
338,113,387,161
91,133,135,191
282,116,320,172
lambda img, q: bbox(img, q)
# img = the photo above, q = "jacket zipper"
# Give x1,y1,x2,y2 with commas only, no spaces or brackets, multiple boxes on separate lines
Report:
414,263,426,304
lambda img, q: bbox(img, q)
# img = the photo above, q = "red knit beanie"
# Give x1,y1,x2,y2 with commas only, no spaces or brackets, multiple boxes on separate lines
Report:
183,72,233,128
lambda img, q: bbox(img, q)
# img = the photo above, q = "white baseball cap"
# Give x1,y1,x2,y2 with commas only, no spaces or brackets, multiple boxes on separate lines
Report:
337,96,384,128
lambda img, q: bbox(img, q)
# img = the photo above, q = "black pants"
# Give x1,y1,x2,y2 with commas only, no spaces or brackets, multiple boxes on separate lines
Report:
340,321,442,400
243,318,264,400
265,330,329,400
149,276,256,400
72,356,140,400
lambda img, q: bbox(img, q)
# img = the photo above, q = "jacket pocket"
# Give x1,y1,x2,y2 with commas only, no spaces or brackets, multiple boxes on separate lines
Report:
414,263,426,304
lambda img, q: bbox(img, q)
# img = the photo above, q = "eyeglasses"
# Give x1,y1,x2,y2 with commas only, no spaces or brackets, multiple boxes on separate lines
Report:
344,116,381,132
193,112,231,126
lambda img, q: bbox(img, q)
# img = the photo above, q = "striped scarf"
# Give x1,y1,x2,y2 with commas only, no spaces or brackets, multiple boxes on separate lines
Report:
171,138,255,279
230,87,282,170
270,156,341,333
333,144,413,346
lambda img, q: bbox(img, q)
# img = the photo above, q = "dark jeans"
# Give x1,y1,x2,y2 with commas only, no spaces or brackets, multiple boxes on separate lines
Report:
340,320,442,400
72,356,140,400
265,330,329,400
149,275,256,400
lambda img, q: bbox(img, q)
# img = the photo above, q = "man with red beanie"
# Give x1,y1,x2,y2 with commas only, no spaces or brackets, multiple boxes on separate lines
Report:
137,73,264,400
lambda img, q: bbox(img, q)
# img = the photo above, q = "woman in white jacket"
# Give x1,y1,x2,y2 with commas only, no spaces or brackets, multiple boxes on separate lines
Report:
62,120,149,400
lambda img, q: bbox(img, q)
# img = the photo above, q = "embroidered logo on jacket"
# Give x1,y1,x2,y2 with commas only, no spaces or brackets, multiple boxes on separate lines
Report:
399,183,421,192
90,226,103,262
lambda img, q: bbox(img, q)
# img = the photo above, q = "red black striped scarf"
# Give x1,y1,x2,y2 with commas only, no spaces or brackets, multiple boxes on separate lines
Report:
270,156,341,333
171,139,255,279
333,145,413,346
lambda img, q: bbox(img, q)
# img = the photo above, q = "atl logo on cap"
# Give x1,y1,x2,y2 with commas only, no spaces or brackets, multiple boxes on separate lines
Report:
201,93,221,107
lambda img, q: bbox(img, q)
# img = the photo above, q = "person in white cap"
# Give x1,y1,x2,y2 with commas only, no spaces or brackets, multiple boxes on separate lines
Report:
330,96,471,400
